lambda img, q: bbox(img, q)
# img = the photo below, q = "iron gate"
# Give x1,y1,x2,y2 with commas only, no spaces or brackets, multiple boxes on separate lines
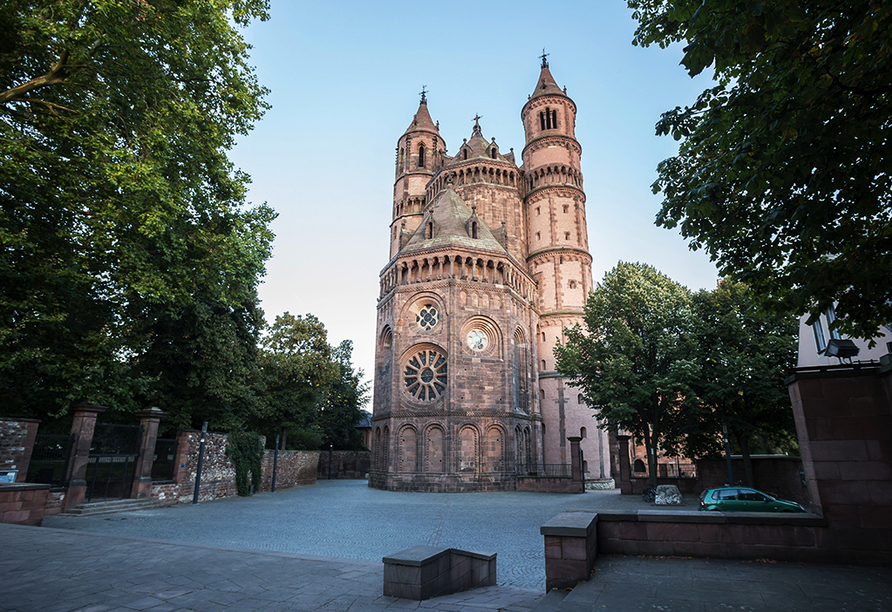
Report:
26,434,74,486
86,423,143,501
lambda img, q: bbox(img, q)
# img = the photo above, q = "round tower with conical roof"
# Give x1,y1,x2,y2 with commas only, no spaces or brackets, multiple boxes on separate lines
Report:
391,90,446,259
521,56,606,475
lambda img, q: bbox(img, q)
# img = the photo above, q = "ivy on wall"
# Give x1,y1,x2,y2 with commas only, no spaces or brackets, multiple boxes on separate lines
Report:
226,431,263,496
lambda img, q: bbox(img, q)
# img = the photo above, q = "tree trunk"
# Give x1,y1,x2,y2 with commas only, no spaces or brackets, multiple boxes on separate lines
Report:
739,433,754,487
644,433,658,489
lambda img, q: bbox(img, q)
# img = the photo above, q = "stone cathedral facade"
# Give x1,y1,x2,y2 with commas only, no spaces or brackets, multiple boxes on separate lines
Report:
369,59,610,492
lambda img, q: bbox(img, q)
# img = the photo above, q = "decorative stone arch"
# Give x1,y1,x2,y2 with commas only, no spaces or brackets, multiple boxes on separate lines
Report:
460,315,502,358
382,426,390,472
484,424,506,473
397,425,418,473
402,292,445,333
374,426,382,470
379,325,393,352
400,342,448,404
423,424,445,473
512,327,530,412
457,424,479,473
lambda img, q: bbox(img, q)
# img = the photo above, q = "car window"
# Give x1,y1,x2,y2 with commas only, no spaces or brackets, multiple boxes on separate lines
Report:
716,489,738,500
739,489,759,501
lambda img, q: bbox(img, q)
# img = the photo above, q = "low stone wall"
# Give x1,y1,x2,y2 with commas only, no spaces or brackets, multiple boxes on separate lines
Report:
316,450,370,480
263,449,319,490
516,476,583,493
383,546,496,600
0,419,40,482
0,483,51,526
152,431,319,506
541,509,889,593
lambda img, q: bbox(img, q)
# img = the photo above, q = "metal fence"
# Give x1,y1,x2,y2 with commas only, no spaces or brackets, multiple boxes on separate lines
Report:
151,438,178,481
26,434,74,486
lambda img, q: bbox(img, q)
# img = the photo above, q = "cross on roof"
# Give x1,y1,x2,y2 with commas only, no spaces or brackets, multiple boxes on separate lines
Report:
540,48,549,68
419,85,427,104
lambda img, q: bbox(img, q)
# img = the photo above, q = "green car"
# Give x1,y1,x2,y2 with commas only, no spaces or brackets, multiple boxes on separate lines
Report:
699,487,806,513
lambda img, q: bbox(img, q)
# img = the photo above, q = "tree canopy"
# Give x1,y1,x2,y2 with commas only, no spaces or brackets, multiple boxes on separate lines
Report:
317,340,370,451
555,262,694,487
628,0,892,340
0,0,275,420
255,313,339,449
681,281,799,484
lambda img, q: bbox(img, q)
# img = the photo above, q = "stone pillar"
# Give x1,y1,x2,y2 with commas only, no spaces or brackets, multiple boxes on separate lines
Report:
131,407,166,500
62,403,106,511
616,434,632,495
567,436,584,493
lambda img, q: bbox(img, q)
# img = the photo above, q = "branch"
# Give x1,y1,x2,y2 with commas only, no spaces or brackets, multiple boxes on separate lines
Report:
0,50,71,105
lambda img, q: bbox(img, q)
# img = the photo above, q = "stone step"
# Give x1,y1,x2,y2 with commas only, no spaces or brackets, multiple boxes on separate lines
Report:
64,499,159,516
530,589,568,612
531,578,605,612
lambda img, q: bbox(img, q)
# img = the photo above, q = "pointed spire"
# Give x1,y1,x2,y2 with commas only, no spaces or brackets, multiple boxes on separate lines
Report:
404,87,438,134
530,51,564,100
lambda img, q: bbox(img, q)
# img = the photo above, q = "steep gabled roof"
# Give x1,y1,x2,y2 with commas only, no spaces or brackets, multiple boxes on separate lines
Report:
401,187,507,256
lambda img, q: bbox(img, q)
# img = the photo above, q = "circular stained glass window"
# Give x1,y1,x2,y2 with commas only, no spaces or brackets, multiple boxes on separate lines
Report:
404,348,447,401
416,305,439,330
467,329,488,351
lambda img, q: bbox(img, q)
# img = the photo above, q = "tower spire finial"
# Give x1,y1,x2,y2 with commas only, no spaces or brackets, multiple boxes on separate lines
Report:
419,85,427,105
540,48,549,68
472,114,482,136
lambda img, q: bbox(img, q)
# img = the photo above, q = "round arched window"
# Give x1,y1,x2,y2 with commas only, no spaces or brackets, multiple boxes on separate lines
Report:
404,348,447,401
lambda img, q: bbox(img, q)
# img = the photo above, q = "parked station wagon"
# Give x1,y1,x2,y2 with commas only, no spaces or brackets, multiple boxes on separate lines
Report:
699,487,806,513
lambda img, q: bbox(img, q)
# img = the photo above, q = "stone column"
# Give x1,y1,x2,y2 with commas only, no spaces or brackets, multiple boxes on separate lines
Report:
567,436,584,493
131,407,166,500
62,403,106,511
616,434,632,495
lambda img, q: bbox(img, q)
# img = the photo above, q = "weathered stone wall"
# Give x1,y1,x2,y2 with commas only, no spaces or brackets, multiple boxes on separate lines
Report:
0,419,40,482
316,450,370,480
516,476,580,493
263,449,319,489
696,456,807,504
151,431,319,506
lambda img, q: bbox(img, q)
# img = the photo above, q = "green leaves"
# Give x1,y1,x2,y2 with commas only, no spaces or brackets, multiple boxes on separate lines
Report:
0,0,274,420
629,0,892,340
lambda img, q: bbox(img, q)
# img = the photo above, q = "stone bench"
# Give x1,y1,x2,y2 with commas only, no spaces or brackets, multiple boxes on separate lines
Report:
383,545,496,600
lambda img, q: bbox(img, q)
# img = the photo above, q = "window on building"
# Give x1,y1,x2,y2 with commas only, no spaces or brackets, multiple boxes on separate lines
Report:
564,231,570,240
490,148,497,159
563,204,569,213
813,319,827,353
539,112,546,130
541,359,547,370
463,149,468,160
551,109,558,129
418,144,425,168
577,394,582,404
825,305,841,340
470,221,478,239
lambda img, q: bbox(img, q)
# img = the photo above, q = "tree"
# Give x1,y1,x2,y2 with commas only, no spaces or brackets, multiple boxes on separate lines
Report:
680,281,799,485
555,262,694,488
628,0,892,341
0,0,274,419
318,340,370,451
255,313,339,449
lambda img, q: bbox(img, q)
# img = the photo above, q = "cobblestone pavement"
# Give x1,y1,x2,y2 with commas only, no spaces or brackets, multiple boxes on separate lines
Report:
45,480,677,591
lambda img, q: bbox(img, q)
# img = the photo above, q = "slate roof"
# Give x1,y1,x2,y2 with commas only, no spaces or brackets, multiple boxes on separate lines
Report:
401,187,507,256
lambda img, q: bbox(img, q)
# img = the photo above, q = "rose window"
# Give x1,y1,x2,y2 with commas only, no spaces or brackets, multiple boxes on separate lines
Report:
416,305,439,330
404,349,447,401
467,329,488,351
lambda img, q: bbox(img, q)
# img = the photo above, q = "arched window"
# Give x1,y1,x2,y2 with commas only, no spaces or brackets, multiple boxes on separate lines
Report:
551,109,558,129
580,427,587,439
418,144,426,168
463,148,468,160
470,221,478,239
490,148,497,159
426,222,434,239
541,359,547,370
539,111,546,130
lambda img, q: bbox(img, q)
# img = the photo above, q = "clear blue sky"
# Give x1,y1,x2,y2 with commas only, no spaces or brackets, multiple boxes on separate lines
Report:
228,1,720,382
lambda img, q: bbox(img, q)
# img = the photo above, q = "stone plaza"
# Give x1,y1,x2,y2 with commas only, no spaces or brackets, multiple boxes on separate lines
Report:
2,480,889,612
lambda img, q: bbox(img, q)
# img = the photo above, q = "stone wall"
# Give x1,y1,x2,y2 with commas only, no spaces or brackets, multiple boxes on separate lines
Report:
516,475,581,493
263,449,320,490
787,364,892,563
151,431,319,506
0,419,40,482
0,483,51,525
316,450,370,480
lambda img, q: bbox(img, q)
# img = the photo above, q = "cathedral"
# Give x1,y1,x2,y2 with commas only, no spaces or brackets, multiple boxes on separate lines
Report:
369,58,610,492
